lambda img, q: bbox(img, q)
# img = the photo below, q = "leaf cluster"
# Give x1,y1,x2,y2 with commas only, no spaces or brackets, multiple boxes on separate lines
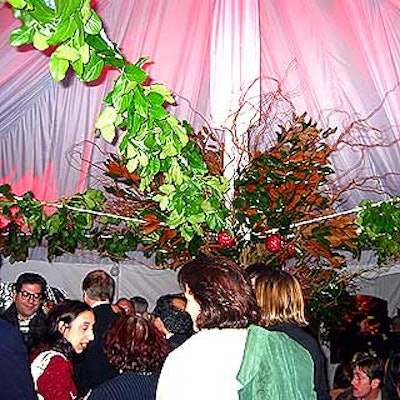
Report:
8,0,124,82
356,198,400,265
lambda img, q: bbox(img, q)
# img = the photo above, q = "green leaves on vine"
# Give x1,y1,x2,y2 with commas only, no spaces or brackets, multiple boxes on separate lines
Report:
8,0,124,82
6,0,230,255
356,198,400,265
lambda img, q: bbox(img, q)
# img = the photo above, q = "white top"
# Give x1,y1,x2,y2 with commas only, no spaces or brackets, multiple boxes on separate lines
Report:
156,328,247,400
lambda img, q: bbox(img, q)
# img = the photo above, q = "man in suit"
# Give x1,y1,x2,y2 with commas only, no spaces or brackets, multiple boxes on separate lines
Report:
0,272,47,351
0,318,37,399
74,269,119,395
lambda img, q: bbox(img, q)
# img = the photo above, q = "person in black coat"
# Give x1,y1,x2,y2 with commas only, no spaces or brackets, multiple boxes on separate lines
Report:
252,267,330,400
74,269,119,395
88,315,170,400
0,319,37,400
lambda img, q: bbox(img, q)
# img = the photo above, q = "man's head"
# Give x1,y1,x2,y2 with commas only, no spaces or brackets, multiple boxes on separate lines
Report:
351,353,383,399
153,294,193,335
391,316,400,333
13,272,47,319
130,296,149,314
82,270,115,305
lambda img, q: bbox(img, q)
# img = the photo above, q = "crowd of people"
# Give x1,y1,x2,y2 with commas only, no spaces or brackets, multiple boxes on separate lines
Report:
0,257,399,399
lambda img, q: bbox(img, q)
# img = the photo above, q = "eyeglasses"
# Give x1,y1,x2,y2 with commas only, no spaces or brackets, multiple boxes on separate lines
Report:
19,290,42,301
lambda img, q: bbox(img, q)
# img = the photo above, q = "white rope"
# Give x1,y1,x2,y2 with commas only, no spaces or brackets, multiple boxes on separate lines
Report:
4,194,399,233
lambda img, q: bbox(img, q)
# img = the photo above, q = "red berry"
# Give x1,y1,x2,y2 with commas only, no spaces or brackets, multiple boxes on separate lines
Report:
287,244,296,258
218,230,235,248
265,233,282,253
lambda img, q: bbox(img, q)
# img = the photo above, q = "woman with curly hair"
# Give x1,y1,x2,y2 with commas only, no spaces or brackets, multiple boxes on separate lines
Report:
88,315,170,400
30,299,95,400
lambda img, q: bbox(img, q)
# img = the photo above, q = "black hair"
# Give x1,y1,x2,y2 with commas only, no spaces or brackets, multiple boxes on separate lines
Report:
153,294,193,335
38,299,93,358
130,296,149,314
15,272,47,298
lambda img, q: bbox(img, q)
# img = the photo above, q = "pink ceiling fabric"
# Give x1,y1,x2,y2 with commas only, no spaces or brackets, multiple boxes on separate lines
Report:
0,0,399,211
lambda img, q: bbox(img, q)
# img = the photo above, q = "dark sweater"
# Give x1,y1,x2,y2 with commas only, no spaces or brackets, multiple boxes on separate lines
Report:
268,323,330,400
1,302,47,351
88,371,160,400
0,319,37,400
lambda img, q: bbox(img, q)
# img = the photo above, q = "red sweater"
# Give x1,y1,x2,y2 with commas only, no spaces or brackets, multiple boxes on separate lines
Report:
36,354,78,400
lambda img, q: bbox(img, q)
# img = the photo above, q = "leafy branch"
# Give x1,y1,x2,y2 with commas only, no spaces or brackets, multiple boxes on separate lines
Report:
6,0,230,246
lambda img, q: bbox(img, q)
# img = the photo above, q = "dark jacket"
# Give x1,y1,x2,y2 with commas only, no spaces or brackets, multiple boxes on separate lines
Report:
74,303,119,394
268,323,330,400
1,302,47,351
0,319,37,400
88,371,160,400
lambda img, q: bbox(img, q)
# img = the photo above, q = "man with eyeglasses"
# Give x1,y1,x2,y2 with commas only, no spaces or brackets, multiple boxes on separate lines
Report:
0,272,48,351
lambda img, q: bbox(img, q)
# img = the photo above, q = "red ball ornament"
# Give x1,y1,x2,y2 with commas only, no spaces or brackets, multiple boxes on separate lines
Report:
286,244,297,258
265,233,282,253
218,230,235,248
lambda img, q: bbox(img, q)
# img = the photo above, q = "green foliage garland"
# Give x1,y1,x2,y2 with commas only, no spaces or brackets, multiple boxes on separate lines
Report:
6,0,230,246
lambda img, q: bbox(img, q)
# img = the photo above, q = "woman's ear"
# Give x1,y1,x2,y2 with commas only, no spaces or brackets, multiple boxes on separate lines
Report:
58,321,68,334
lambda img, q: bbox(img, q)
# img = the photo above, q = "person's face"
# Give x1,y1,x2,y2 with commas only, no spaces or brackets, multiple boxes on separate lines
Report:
351,366,379,398
60,310,95,354
171,297,186,311
184,286,201,331
14,283,44,319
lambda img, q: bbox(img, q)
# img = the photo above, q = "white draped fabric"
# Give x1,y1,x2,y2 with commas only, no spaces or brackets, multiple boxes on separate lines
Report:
1,0,400,207
1,1,400,306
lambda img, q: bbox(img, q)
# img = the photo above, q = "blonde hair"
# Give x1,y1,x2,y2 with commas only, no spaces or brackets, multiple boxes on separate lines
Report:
254,269,308,327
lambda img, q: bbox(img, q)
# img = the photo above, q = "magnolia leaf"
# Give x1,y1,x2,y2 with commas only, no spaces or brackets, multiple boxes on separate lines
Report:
146,91,164,105
180,224,195,242
80,0,91,20
138,151,149,167
29,0,55,23
99,124,115,143
126,157,139,173
125,64,148,84
168,159,183,185
150,104,168,120
53,44,80,62
8,0,27,8
95,106,117,129
166,210,185,229
159,184,176,196
83,10,102,35
153,194,170,211
81,53,104,81
187,213,205,224
55,0,80,18
47,17,78,45
146,83,175,104
79,43,90,64
71,58,83,76
49,56,69,81
33,30,49,50
9,26,34,46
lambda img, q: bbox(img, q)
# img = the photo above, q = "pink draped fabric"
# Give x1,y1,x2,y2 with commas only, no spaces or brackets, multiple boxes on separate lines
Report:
0,0,399,211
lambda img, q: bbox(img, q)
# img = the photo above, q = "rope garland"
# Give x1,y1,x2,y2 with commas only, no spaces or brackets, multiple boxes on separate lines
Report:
4,194,399,234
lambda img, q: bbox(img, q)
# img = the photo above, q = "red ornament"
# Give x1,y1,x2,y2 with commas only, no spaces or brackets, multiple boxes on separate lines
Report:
218,230,235,248
265,233,282,253
286,244,297,258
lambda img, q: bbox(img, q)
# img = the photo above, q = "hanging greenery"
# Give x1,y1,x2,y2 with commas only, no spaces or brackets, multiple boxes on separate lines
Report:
3,0,400,332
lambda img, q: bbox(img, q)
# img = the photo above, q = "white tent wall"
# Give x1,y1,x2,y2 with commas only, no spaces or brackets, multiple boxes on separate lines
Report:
0,255,180,310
